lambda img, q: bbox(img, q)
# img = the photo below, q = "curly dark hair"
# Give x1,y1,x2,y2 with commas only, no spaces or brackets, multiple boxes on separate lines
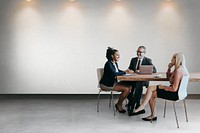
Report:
106,47,118,61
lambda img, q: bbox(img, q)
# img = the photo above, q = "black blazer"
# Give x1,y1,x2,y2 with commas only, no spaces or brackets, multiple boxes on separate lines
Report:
128,57,157,87
100,61,125,87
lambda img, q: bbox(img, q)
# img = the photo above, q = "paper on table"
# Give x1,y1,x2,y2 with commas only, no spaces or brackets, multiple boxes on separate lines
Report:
154,74,162,78
125,73,137,76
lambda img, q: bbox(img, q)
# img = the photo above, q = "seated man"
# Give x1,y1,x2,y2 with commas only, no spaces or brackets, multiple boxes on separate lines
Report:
127,46,157,116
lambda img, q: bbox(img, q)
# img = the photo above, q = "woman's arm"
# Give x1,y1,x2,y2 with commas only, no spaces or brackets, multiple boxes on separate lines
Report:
105,62,125,77
164,69,183,92
166,63,173,79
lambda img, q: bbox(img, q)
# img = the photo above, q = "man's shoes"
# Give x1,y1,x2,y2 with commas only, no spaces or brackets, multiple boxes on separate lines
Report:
127,106,133,115
128,109,145,116
142,116,157,121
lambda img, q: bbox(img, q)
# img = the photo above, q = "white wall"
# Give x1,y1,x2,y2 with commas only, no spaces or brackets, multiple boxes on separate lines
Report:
0,0,200,94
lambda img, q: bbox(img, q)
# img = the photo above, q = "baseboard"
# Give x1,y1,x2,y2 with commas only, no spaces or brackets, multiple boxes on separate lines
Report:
0,94,200,99
185,94,200,99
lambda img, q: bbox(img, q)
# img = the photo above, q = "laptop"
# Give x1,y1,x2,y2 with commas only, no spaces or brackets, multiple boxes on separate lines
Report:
139,65,153,74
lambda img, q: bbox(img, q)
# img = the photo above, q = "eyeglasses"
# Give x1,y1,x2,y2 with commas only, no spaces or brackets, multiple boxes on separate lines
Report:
136,51,145,53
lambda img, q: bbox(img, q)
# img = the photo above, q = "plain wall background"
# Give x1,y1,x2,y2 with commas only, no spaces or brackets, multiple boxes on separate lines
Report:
0,0,200,94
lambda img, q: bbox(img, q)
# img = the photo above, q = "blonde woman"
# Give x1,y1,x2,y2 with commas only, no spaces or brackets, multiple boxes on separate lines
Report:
132,53,189,121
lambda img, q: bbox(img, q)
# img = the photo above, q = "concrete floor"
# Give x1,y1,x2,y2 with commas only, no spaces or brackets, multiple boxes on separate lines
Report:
0,98,199,133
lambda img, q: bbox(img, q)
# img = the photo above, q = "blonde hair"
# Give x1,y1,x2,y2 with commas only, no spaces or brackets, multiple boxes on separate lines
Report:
173,53,189,74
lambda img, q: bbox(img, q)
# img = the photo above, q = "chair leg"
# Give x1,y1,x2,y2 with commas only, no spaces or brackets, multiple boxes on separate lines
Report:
173,102,179,128
183,100,188,122
111,92,116,116
97,90,101,112
109,92,112,108
163,101,167,118
125,98,128,105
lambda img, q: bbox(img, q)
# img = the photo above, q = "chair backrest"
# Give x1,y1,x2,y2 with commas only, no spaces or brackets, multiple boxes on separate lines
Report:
97,68,104,88
178,75,190,100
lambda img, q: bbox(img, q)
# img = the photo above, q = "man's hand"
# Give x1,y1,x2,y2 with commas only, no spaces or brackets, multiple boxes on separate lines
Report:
125,69,134,74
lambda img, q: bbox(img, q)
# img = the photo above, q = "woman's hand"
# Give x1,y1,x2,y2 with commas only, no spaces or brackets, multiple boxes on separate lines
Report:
125,69,134,74
135,70,140,74
158,85,166,89
168,63,174,68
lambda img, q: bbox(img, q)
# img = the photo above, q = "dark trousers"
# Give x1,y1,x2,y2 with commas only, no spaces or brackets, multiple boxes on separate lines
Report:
127,81,144,114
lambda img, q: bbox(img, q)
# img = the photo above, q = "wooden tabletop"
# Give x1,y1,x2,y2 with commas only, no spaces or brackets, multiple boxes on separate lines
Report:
189,73,200,82
117,72,200,82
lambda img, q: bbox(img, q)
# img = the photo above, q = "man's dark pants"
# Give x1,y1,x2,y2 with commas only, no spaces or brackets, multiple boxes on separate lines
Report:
127,81,144,115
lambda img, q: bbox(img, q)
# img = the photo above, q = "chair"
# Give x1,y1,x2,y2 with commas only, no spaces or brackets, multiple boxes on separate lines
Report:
96,68,116,116
155,75,190,128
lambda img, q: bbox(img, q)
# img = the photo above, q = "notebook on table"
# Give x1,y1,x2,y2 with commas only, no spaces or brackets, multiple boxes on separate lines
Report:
139,65,153,74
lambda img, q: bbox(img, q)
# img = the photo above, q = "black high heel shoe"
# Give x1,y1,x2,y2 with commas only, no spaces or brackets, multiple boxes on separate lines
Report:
142,116,157,121
115,104,126,113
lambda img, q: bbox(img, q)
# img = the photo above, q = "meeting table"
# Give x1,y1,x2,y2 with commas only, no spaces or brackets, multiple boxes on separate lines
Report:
117,72,200,82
